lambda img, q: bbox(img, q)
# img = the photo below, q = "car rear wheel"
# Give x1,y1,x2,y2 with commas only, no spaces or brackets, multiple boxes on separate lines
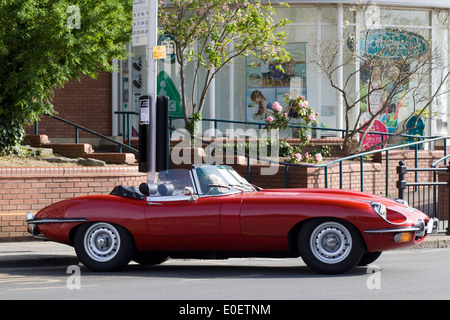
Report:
74,222,135,271
298,219,365,274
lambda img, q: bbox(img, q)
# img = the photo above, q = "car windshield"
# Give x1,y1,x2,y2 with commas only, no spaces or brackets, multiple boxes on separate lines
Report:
195,166,255,195
153,169,194,196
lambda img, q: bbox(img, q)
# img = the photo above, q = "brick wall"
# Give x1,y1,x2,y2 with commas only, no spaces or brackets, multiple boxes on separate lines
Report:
0,166,146,242
25,72,113,138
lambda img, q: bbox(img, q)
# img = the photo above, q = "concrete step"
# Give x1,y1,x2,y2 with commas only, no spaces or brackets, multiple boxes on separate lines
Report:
24,134,135,165
84,153,136,165
23,134,51,146
50,143,94,158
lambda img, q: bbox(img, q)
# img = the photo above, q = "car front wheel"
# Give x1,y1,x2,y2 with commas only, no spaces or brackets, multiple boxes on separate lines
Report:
74,222,135,271
298,219,365,274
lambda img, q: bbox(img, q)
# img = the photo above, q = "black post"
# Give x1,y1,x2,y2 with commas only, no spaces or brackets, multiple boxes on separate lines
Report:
156,96,169,172
396,161,407,200
139,95,169,173
138,95,151,173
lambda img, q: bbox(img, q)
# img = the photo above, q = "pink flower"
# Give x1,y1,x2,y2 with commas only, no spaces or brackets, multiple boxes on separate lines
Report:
294,153,302,162
307,135,311,141
266,116,274,122
308,113,315,121
272,101,282,112
315,153,323,162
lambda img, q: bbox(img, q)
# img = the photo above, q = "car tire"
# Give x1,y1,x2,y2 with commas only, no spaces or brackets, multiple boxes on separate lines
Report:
358,251,382,266
74,222,135,272
133,252,169,266
298,219,365,274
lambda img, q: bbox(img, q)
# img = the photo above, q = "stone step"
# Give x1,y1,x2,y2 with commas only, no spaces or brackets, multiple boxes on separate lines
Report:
23,134,135,165
23,134,51,146
84,153,136,165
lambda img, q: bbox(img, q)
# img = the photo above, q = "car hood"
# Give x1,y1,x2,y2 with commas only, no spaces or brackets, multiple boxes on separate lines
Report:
254,188,400,207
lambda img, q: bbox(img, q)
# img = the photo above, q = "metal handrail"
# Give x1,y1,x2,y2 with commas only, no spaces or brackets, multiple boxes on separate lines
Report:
36,114,139,154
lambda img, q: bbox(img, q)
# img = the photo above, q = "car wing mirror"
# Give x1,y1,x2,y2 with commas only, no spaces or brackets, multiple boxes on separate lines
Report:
184,187,198,202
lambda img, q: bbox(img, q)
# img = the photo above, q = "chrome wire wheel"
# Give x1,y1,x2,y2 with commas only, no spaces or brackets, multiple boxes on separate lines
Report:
310,221,352,264
84,223,121,262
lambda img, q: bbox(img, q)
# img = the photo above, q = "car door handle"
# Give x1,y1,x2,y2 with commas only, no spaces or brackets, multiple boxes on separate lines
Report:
148,202,163,206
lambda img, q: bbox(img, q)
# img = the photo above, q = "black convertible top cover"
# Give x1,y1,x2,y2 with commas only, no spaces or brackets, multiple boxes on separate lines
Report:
110,185,144,200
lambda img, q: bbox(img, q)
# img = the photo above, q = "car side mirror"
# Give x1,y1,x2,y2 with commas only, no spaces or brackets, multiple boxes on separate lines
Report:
184,187,198,202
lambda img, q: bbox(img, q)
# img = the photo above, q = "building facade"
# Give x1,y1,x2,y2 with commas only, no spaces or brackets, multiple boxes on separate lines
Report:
30,1,450,147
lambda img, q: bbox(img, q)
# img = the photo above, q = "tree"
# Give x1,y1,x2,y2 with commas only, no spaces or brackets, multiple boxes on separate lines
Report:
316,1,450,155
0,0,131,155
158,0,290,135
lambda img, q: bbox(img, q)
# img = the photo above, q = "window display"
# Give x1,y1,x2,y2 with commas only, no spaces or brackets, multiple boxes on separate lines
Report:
245,43,306,123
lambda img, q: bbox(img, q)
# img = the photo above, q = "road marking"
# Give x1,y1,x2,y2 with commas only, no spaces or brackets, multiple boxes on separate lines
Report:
9,284,98,291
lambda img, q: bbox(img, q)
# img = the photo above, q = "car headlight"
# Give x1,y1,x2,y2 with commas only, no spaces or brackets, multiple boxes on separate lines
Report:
26,211,35,222
371,202,387,219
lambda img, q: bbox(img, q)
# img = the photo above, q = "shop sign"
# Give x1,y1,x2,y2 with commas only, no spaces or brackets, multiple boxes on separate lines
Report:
132,0,149,46
157,71,183,117
348,28,429,59
158,34,176,63
360,120,388,150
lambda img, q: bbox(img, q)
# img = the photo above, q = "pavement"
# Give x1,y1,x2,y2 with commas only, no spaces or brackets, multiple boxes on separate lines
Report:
0,241,79,268
0,235,449,268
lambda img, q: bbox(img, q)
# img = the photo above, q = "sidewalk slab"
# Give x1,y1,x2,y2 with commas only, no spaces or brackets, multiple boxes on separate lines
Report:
0,241,78,267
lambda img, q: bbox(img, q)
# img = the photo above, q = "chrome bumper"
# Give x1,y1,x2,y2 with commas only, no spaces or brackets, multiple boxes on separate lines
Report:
365,218,439,236
25,212,87,236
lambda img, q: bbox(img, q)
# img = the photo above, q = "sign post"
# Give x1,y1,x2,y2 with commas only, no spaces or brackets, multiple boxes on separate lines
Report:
147,0,158,182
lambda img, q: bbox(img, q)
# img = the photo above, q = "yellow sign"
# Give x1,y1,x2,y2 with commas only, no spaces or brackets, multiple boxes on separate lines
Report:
153,45,167,59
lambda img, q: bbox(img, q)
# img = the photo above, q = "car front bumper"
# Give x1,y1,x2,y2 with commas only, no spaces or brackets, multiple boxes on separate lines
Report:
364,217,439,237
25,211,87,238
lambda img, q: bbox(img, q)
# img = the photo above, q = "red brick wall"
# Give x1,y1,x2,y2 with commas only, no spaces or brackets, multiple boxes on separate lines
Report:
25,72,113,138
0,166,146,242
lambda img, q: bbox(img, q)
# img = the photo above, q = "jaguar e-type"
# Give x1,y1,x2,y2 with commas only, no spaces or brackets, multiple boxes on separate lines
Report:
26,165,438,274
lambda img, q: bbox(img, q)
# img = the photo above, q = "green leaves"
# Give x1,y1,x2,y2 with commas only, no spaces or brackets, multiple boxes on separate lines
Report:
159,0,291,126
0,0,131,154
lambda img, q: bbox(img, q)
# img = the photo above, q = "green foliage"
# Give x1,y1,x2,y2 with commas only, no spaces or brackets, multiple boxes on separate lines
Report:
159,0,291,128
0,0,131,155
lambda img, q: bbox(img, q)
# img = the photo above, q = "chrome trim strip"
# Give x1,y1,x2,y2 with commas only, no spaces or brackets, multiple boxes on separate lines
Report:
364,226,419,234
26,218,87,224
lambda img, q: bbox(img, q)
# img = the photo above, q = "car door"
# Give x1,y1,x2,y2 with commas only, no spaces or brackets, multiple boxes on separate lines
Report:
144,195,221,236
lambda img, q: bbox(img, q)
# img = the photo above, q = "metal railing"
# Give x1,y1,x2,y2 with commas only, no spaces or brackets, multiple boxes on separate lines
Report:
397,160,450,234
166,115,445,193
34,114,139,154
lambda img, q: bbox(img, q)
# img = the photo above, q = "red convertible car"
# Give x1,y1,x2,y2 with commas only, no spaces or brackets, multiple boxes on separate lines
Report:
26,165,438,274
